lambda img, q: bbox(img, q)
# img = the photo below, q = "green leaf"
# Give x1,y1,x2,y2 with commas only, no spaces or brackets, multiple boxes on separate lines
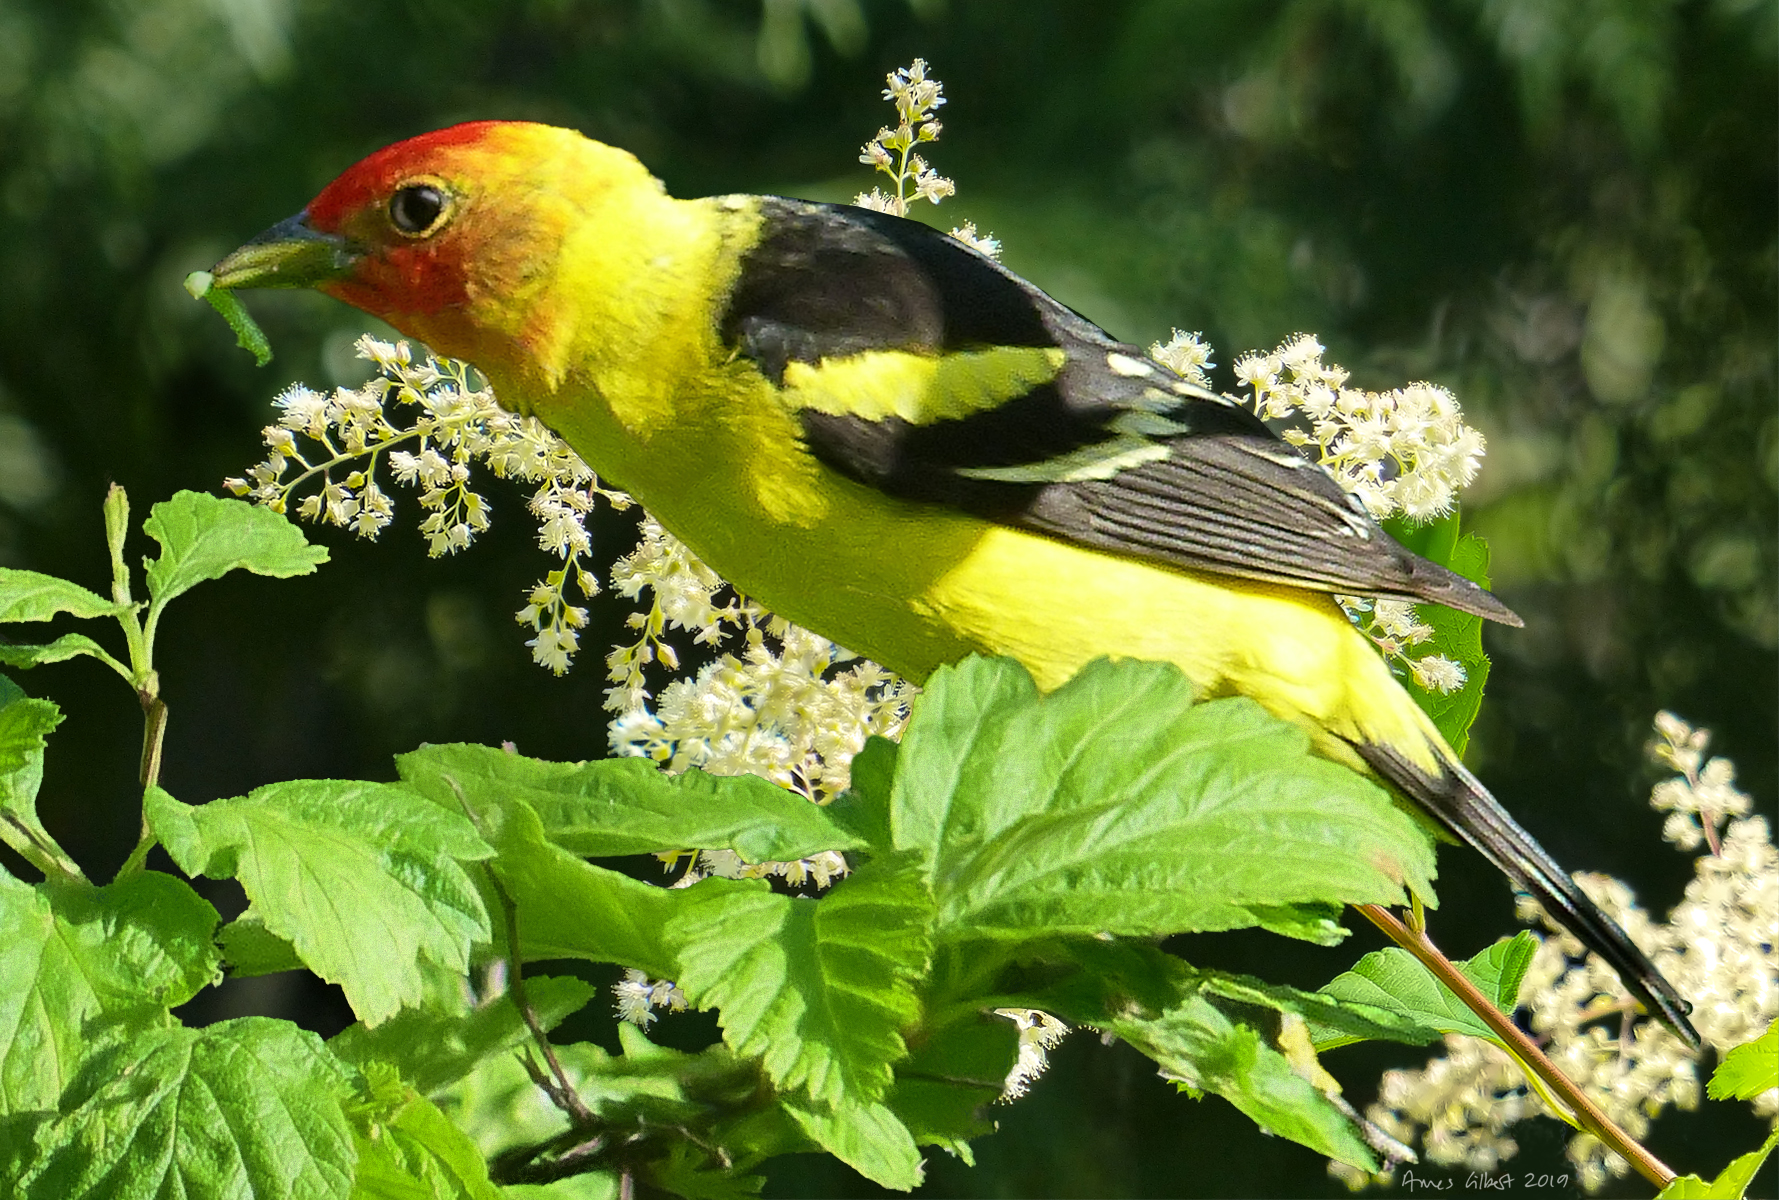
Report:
504,1178,620,1200
1107,992,1376,1170
782,1096,923,1191
1658,1128,1779,1199
826,736,897,850
331,976,595,1096
1709,1020,1777,1101
462,790,679,977
143,491,327,610
19,1017,356,1199
1381,512,1495,756
349,1066,501,1200
396,743,862,862
0,569,129,623
0,633,117,671
146,781,491,1026
890,657,1436,945
218,914,305,976
645,1143,765,1200
187,271,274,366
884,1077,997,1164
0,687,79,876
1310,932,1538,1051
0,871,220,1114
668,858,934,1107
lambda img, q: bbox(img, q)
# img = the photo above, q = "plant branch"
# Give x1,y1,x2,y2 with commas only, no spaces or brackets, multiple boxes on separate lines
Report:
485,862,596,1128
1357,903,1676,1189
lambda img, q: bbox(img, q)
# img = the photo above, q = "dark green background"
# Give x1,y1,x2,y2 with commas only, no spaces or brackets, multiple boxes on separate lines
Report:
0,1,1772,1195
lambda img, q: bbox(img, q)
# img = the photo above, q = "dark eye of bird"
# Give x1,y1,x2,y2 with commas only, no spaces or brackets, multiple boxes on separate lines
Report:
388,184,447,236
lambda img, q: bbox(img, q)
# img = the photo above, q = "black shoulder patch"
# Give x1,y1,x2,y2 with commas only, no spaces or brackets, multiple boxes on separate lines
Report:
720,199,1058,382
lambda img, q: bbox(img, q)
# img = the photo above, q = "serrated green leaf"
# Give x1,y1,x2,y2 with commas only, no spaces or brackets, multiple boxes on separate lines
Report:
350,1073,501,1200
0,633,116,671
0,871,221,1115
20,1017,356,1199
396,743,861,862
331,976,594,1096
1709,1021,1777,1101
146,781,491,1026
1310,932,1537,1051
143,491,327,609
0,569,130,623
1107,992,1376,1170
782,1096,923,1191
668,859,934,1108
0,689,78,875
1658,1127,1779,1199
891,657,1436,945
463,790,679,977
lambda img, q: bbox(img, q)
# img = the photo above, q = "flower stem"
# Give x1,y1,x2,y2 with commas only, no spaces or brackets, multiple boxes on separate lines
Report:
1356,903,1676,1190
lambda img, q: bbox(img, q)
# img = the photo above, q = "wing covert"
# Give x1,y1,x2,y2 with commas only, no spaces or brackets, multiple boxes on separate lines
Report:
717,198,1520,625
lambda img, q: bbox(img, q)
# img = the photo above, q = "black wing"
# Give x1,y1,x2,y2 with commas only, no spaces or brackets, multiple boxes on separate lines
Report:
720,197,1519,625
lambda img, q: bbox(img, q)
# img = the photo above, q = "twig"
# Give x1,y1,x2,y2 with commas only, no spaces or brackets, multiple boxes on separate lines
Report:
485,861,597,1127
1357,903,1676,1189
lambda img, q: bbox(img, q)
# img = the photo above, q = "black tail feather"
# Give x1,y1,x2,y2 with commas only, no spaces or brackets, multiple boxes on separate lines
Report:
1356,741,1700,1049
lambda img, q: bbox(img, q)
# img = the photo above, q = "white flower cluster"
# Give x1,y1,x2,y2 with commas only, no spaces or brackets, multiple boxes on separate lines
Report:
1150,328,1216,387
994,1008,1070,1101
612,968,687,1029
1232,334,1486,522
1340,596,1468,696
1332,714,1778,1192
606,518,915,803
226,335,616,674
1150,331,1475,695
854,59,999,260
1649,709,1753,853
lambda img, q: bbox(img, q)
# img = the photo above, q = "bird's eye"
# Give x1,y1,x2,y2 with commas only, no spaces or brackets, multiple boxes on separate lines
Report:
388,184,449,236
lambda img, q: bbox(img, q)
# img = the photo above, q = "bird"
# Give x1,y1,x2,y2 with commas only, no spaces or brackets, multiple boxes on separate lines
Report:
207,119,1698,1046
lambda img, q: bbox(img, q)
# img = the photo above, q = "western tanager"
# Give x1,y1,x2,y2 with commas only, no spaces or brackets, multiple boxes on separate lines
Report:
209,120,1697,1044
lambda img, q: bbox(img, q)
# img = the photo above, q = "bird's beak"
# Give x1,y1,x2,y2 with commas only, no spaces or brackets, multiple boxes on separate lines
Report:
209,212,359,290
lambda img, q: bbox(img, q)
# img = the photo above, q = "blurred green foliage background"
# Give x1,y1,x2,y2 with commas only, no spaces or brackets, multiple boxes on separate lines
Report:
0,1,1772,1195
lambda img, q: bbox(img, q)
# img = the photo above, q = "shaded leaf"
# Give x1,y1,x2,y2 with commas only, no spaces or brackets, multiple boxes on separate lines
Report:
0,633,116,671
397,743,861,862
1108,992,1376,1170
350,1066,501,1200
462,790,679,978
330,976,595,1096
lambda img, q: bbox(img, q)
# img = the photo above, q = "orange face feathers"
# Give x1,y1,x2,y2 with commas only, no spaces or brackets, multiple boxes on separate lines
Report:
233,120,669,379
